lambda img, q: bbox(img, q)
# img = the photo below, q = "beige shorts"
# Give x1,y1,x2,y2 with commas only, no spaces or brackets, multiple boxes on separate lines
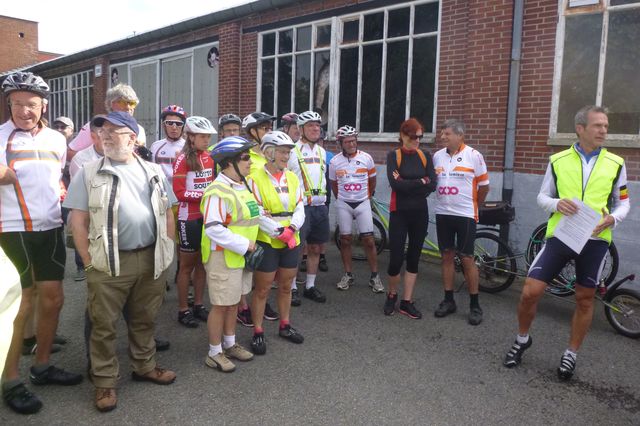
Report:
205,250,252,306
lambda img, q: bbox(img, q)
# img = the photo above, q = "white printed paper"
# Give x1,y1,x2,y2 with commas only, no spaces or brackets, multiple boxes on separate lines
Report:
554,198,602,254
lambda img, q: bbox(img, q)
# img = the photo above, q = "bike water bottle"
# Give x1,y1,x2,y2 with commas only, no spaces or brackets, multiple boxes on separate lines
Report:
598,280,606,297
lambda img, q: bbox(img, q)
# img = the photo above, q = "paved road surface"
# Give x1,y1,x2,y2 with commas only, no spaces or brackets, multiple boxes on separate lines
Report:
1,246,639,425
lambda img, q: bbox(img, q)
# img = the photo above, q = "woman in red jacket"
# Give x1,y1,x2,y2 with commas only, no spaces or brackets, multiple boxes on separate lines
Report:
173,116,217,327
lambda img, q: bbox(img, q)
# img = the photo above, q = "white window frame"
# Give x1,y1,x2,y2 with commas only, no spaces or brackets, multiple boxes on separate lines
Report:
549,0,640,147
257,0,441,142
47,70,93,131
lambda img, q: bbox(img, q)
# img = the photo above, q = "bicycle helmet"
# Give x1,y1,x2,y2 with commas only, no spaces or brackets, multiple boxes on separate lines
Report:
2,72,50,98
296,111,322,127
218,113,242,127
210,136,257,163
281,112,298,125
336,125,358,141
242,112,276,131
260,131,295,151
185,116,217,135
161,105,187,121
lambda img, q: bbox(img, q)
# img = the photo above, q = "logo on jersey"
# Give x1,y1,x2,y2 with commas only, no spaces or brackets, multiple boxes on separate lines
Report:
438,186,459,195
343,183,363,192
457,157,462,162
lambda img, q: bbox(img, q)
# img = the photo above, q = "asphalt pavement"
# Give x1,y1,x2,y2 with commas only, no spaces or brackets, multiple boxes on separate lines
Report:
1,245,639,425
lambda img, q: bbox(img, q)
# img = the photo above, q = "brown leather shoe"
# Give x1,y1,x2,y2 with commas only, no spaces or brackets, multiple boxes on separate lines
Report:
95,387,117,412
131,367,176,385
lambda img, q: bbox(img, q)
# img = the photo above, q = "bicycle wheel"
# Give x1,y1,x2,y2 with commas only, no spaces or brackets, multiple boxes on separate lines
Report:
604,288,640,338
525,223,547,266
474,232,517,293
334,217,386,261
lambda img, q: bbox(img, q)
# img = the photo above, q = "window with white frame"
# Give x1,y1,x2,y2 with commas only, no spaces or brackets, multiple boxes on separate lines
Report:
258,1,440,136
48,70,93,130
553,0,640,137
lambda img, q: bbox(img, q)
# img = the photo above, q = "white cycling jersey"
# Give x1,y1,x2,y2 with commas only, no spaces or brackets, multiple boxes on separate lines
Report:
0,121,66,232
433,143,489,221
150,138,185,184
328,150,376,203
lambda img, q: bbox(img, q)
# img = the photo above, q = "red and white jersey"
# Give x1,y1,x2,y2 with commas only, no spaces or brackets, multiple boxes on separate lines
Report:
433,143,489,221
328,150,376,203
172,150,215,221
0,121,66,232
150,138,185,185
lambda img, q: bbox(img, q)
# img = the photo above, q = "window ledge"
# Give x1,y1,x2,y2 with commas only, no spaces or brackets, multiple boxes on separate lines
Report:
548,135,640,148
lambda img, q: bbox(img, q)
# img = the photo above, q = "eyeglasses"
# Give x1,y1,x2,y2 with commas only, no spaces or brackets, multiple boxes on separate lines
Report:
10,101,43,111
164,120,184,128
115,99,138,108
238,153,251,162
407,133,424,141
98,128,133,139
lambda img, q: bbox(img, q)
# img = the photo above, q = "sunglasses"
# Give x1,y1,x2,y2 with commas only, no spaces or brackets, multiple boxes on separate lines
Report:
408,133,424,141
164,120,184,127
238,153,251,162
116,99,138,108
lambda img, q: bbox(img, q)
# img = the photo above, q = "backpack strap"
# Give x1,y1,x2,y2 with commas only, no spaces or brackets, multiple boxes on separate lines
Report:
395,148,427,168
395,149,402,168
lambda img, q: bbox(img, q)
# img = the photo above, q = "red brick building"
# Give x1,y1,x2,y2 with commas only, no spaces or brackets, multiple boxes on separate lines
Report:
0,15,60,73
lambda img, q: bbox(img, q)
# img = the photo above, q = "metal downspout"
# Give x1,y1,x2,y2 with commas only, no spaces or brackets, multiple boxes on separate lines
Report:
501,0,524,243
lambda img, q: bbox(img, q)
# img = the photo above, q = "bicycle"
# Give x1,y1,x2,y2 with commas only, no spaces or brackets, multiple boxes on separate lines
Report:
334,197,518,293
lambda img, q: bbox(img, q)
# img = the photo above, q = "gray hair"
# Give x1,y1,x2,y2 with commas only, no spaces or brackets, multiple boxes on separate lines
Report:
574,105,607,128
441,119,465,136
105,84,139,112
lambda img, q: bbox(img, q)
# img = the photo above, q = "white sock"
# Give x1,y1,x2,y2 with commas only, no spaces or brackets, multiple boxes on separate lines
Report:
516,334,529,344
563,349,577,360
291,277,298,290
208,343,222,357
223,335,235,349
306,274,316,290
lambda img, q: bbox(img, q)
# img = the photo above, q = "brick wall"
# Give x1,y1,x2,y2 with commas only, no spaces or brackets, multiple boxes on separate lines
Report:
0,16,39,72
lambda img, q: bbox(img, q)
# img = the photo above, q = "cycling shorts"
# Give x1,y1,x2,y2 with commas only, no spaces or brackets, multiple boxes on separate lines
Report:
527,237,609,288
436,214,476,256
300,205,329,244
178,218,203,253
0,227,66,288
336,198,374,236
255,241,301,273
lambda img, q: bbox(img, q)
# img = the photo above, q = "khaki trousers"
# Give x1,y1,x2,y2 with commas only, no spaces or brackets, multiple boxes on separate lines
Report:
87,246,167,388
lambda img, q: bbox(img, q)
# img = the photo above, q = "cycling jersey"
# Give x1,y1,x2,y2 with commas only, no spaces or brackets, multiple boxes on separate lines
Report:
328,150,376,203
173,150,214,221
287,141,327,206
0,121,66,232
433,143,489,221
150,138,185,184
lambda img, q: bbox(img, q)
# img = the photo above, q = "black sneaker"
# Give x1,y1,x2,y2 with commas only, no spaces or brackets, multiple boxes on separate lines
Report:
237,308,254,327
557,352,576,381
155,338,170,352
264,303,279,321
434,299,457,318
503,336,533,368
22,342,63,356
53,334,68,345
279,325,304,344
318,256,328,272
29,365,83,386
383,293,398,316
399,300,422,319
178,309,198,328
251,333,267,355
192,305,209,322
468,306,483,326
303,286,326,303
2,383,42,414
291,289,301,307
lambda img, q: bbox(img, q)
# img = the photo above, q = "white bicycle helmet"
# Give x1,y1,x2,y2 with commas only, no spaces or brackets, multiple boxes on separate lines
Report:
336,125,358,141
296,111,322,127
242,112,276,131
218,113,242,127
185,116,217,134
260,131,295,151
2,72,50,98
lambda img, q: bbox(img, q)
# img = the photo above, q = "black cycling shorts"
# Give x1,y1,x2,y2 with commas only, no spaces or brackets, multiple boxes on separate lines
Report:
178,218,203,253
0,227,66,288
300,205,329,244
255,241,301,273
436,214,477,256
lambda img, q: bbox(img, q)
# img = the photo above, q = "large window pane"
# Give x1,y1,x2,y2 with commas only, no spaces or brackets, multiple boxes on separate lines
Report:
384,40,408,132
388,8,410,38
314,51,331,120
410,37,438,132
279,30,293,54
297,26,311,51
342,19,359,44
262,33,276,56
360,44,383,132
295,53,311,112
557,14,602,133
277,57,292,118
364,12,384,41
261,59,275,114
602,8,640,134
415,2,439,34
338,47,358,127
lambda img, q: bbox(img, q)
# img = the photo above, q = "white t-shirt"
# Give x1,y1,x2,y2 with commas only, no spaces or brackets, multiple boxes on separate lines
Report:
433,143,489,221
287,141,327,206
328,150,376,203
69,145,103,180
150,138,185,184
